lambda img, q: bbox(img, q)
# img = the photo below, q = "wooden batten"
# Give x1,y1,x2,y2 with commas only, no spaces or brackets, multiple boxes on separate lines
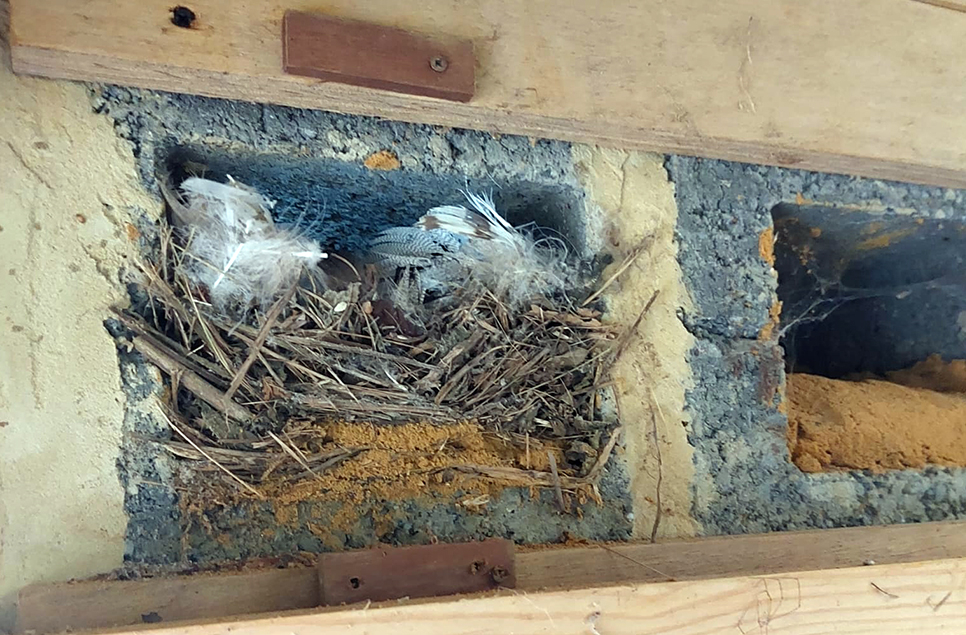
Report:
16,521,966,633
9,0,966,187
21,558,966,635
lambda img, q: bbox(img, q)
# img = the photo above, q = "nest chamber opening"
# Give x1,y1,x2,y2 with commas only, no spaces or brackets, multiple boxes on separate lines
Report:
772,202,966,473
111,147,644,556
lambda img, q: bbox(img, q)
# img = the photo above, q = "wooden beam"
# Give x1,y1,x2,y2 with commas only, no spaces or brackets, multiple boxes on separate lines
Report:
318,539,515,604
54,558,966,635
14,568,318,634
9,0,966,188
516,518,966,590
16,521,966,633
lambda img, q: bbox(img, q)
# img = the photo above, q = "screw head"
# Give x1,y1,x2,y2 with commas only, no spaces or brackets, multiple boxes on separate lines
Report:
429,56,449,73
490,565,509,584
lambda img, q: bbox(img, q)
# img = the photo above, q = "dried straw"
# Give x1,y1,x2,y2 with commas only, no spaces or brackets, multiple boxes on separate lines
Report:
120,211,653,498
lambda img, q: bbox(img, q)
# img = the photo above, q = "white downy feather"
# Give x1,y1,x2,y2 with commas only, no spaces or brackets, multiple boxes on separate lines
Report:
381,191,573,306
170,177,276,231
164,176,326,313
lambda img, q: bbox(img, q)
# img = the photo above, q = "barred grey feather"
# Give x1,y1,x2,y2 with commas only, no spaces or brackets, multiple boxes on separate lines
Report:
418,192,521,252
368,191,569,307
369,227,463,262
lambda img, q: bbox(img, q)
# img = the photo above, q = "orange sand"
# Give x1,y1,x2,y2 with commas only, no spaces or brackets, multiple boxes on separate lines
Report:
184,421,571,544
886,355,966,394
363,150,401,171
788,361,966,473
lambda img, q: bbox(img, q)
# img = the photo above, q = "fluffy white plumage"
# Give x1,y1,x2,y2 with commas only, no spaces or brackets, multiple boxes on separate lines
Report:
163,176,327,313
370,191,571,307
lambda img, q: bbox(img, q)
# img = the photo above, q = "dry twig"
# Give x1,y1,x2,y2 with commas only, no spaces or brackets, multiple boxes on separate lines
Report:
547,451,566,511
162,411,262,498
123,211,652,495
132,336,253,422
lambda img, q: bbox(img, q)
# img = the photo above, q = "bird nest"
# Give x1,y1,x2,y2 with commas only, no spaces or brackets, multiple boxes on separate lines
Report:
116,180,652,505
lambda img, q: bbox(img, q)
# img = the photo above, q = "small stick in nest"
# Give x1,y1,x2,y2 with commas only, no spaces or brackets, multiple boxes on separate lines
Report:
161,411,262,498
224,285,296,401
132,336,253,423
582,238,651,307
266,431,323,482
547,451,566,512
583,426,623,483
447,426,623,491
613,290,660,362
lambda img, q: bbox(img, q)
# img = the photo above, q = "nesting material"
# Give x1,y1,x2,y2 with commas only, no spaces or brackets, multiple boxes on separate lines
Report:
370,191,574,308
161,177,327,313
122,181,645,504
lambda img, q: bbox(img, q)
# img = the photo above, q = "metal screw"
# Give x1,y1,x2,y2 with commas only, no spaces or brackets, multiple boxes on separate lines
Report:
490,566,509,583
429,56,449,73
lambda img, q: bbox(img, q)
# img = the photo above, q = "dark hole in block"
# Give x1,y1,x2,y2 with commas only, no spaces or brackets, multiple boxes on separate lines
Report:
170,6,196,28
162,144,587,255
772,203,966,378
349,576,362,589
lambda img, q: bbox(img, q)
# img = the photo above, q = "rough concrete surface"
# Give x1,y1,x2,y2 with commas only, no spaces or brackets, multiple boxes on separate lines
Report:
94,86,591,254
668,156,966,536
0,21,155,631
93,87,642,566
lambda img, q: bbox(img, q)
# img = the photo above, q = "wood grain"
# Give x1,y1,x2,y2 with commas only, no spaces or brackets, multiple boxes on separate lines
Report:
9,0,966,187
283,12,474,102
319,539,514,604
14,567,318,634
16,521,966,633
62,558,966,635
516,519,966,589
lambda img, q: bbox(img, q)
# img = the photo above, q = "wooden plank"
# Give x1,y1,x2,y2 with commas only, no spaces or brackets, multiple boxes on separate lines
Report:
282,12,474,102
66,558,966,635
16,521,966,633
318,539,514,604
516,519,966,590
14,567,318,634
911,0,966,14
9,0,966,188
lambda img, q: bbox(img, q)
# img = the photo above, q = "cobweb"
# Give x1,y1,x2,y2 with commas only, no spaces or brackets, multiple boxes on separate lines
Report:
772,204,966,377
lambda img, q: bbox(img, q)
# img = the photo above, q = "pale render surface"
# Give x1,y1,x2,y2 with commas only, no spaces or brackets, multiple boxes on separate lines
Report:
575,147,697,540
0,18,154,629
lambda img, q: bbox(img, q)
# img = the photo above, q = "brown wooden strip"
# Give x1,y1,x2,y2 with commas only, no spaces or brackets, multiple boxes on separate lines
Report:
16,522,966,633
14,567,319,634
318,539,514,605
516,519,966,590
58,558,966,635
282,11,474,102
